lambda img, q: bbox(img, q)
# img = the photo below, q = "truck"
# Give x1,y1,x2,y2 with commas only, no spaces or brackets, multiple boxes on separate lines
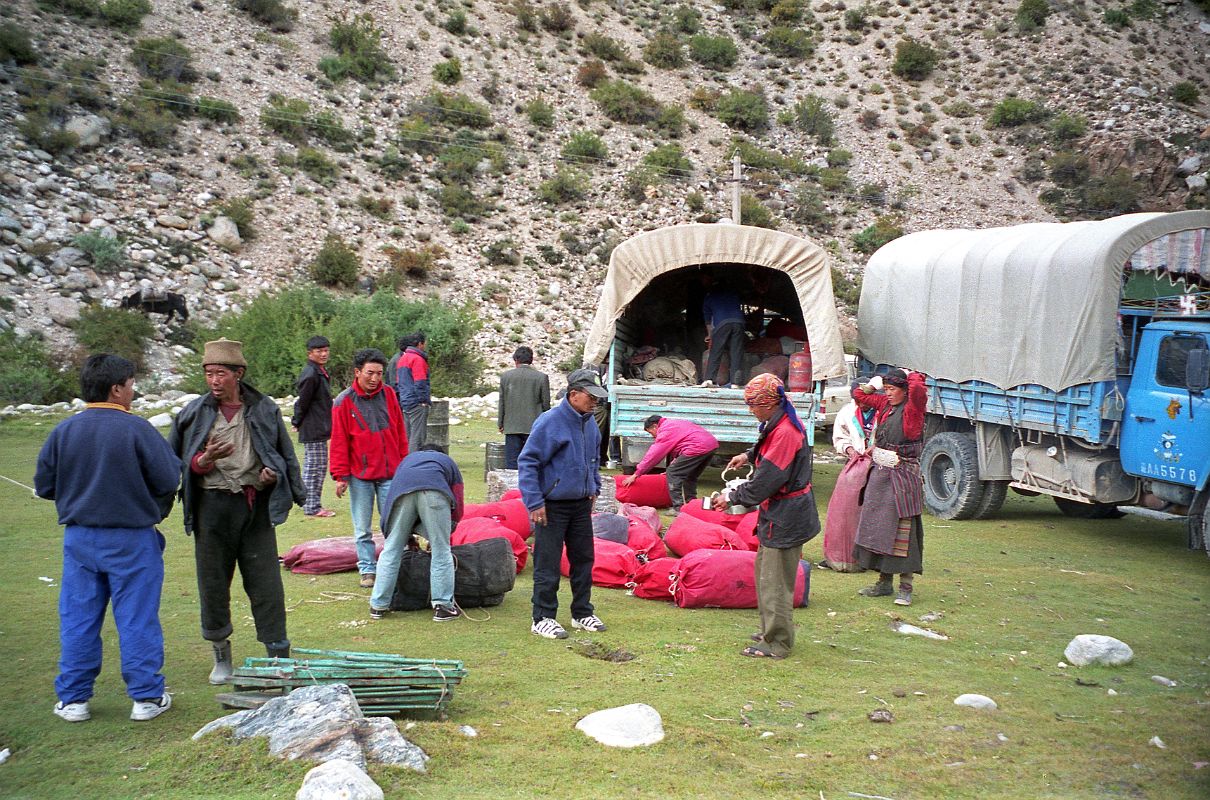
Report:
583,222,848,465
856,211,1210,552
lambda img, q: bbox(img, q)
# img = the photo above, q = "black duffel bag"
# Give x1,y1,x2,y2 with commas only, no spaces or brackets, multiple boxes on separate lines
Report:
390,537,517,611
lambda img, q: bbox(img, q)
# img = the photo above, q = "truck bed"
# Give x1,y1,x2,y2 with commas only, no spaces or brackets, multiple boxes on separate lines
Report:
610,383,818,446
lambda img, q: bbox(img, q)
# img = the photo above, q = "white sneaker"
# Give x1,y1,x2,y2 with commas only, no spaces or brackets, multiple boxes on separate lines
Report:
571,615,607,632
130,693,172,721
53,700,90,722
531,618,568,639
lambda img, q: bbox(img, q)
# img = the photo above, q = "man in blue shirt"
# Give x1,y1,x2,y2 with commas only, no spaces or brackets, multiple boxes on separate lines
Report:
701,273,746,387
35,354,181,723
518,369,609,639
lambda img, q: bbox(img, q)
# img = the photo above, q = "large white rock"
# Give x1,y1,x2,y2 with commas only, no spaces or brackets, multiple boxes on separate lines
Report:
207,216,243,250
47,295,82,326
147,413,174,428
64,114,111,149
953,694,998,711
295,759,383,800
575,703,664,748
1064,634,1134,667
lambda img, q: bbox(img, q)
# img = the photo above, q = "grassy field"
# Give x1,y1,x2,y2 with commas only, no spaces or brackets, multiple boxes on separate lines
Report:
0,412,1207,800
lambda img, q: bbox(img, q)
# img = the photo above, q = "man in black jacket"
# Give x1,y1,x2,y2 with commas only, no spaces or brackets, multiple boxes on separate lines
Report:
169,338,305,684
293,336,334,517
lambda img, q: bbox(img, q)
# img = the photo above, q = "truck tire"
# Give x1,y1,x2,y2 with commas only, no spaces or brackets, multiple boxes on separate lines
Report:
1052,497,1124,519
1187,493,1208,554
971,480,1009,520
921,432,984,520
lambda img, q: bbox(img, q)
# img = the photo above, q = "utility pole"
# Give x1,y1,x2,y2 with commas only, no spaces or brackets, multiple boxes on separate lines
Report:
731,153,742,224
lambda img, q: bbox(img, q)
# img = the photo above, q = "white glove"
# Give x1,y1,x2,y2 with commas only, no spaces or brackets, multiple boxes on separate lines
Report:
868,375,884,390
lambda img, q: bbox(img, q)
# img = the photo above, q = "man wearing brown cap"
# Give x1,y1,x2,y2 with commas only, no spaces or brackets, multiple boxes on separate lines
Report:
169,339,305,683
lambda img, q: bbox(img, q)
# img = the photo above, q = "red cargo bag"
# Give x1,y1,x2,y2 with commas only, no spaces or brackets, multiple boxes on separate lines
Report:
672,549,810,609
463,499,532,540
614,474,673,508
664,513,747,557
630,557,680,601
501,488,522,501
619,502,661,535
282,535,385,574
732,512,759,550
560,538,641,589
626,518,667,561
677,500,748,531
452,517,528,573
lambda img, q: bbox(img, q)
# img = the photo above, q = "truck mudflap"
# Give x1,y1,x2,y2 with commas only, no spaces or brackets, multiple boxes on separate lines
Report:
1010,445,1139,505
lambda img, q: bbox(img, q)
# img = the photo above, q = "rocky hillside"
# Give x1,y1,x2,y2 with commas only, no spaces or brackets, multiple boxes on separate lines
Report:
1,0,1207,388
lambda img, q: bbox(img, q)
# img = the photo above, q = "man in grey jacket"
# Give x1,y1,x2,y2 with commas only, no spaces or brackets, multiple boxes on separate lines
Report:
498,346,551,469
169,338,305,684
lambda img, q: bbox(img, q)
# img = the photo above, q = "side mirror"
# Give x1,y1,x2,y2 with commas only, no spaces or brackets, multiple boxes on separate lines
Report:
1188,347,1210,393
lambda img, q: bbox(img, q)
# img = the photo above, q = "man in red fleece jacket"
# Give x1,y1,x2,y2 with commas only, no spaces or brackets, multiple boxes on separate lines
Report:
623,415,719,509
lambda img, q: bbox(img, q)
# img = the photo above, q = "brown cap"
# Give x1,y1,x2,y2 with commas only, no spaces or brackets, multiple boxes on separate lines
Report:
202,338,247,368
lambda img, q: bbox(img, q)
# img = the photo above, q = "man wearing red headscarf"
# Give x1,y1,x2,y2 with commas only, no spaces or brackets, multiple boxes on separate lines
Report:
714,373,820,659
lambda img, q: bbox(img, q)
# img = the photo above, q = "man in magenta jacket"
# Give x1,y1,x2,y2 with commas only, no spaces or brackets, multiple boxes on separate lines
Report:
623,415,719,509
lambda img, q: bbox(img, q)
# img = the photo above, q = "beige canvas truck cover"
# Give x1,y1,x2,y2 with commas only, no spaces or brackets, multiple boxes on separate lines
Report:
583,222,847,381
857,210,1210,392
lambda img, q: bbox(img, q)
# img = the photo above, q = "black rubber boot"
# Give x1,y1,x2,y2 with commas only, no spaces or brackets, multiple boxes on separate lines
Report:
265,640,291,659
208,640,233,685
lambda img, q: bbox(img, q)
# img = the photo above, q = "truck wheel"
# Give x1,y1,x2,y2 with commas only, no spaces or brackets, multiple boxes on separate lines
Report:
921,432,984,520
971,480,1009,520
1187,493,1208,554
1052,497,1124,519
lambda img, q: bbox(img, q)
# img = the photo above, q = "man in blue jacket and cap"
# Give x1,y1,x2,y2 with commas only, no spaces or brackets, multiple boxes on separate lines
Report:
518,369,609,639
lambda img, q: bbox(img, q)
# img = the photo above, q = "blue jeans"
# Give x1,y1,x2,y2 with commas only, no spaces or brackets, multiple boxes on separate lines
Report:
370,490,454,610
57,526,166,703
504,433,528,470
348,476,391,575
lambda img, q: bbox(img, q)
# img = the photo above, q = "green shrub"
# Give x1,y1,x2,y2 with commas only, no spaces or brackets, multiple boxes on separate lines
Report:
537,168,589,204
540,2,574,32
590,79,660,125
413,91,493,129
642,143,692,177
561,130,607,163
382,243,446,284
432,57,462,85
0,330,75,404
261,94,312,143
234,0,298,32
320,13,394,85
714,89,768,132
790,183,833,231
524,97,555,128
727,138,808,174
644,32,684,69
98,0,151,30
739,194,775,229
0,23,38,65
483,238,522,266
1049,112,1087,142
762,26,813,60
141,79,196,117
357,194,394,220
771,0,804,23
443,9,468,33
784,94,833,145
297,147,340,185
891,38,938,81
1081,168,1140,216
1103,8,1130,27
622,166,660,203
196,96,240,123
74,307,154,371
1127,0,1159,19
187,287,484,397
1048,151,1089,188
853,215,904,254
844,5,869,30
438,182,487,220
654,105,686,137
583,33,629,63
1015,0,1050,32
669,4,700,33
436,129,506,182
72,232,127,272
1171,81,1199,105
576,59,608,88
216,196,257,240
16,114,79,154
396,117,440,154
942,100,977,118
130,37,196,83
989,96,1046,127
113,96,178,146
827,148,852,167
831,264,862,313
309,235,360,287
689,34,738,70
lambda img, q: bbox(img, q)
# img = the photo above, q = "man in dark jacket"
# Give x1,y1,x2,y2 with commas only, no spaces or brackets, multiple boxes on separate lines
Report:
497,345,550,469
519,369,609,640
169,339,305,684
330,348,409,588
395,331,431,449
36,354,181,723
369,446,465,622
715,373,819,660
292,335,334,517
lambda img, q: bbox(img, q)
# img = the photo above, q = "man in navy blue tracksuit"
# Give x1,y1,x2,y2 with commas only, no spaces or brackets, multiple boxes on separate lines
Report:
518,369,609,639
35,354,181,723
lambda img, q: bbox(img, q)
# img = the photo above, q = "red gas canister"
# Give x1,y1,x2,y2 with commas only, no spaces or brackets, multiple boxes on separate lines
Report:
787,341,813,393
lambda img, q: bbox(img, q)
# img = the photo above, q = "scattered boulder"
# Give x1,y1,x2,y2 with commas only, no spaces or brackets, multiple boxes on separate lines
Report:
1064,634,1134,667
1187,174,1207,192
575,703,664,748
148,172,179,195
50,247,89,275
148,413,174,427
1151,675,1177,687
157,214,190,230
47,296,82,326
295,759,383,800
63,115,111,149
1177,155,1203,176
953,694,997,711
207,216,242,250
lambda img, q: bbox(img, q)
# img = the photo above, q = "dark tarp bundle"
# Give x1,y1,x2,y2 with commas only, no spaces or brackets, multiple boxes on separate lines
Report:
390,538,516,611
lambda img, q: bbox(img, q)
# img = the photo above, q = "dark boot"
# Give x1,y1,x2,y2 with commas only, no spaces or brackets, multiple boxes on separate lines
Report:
858,576,894,597
265,640,291,659
208,640,233,685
